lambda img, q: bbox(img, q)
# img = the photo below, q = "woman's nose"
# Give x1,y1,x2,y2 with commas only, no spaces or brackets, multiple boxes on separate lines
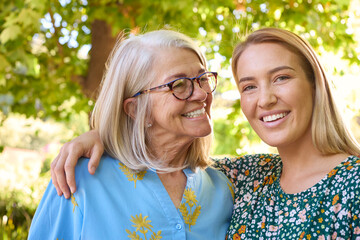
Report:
257,88,277,108
189,81,208,101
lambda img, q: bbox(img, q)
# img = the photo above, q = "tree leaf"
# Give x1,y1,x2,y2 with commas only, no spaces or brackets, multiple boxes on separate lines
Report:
0,25,22,43
0,54,10,71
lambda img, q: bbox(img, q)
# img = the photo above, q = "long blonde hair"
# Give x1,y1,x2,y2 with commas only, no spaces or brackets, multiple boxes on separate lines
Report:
232,28,360,156
91,30,212,172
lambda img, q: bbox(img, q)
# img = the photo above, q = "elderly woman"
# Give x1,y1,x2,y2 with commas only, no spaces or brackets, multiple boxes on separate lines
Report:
49,28,360,239
28,30,234,239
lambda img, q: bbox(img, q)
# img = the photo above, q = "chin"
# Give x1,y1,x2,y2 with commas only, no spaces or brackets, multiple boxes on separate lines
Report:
193,126,212,138
258,135,284,148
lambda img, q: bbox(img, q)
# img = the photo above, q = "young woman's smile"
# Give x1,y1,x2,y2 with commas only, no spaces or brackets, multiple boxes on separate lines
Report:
237,43,314,148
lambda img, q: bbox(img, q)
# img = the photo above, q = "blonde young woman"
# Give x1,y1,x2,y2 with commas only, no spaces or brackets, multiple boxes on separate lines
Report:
216,28,360,239
50,28,360,239
28,30,234,239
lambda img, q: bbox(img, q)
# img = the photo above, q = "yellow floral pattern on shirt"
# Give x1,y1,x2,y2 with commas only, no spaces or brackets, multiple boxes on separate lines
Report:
71,194,78,213
227,181,235,201
125,214,162,240
179,188,201,231
118,162,146,188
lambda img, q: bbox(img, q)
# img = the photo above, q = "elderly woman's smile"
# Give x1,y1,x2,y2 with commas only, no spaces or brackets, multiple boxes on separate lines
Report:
149,48,213,141
182,107,206,118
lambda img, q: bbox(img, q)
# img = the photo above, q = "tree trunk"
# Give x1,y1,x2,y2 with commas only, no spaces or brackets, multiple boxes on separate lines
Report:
84,19,117,99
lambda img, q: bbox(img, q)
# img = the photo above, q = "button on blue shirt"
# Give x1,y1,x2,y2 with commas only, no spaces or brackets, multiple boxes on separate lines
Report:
29,155,234,239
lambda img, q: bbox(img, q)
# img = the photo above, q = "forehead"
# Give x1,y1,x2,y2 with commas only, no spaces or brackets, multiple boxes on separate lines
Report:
236,43,301,76
153,48,205,84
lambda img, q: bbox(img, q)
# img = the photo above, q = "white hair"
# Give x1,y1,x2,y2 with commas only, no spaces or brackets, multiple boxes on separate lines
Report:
91,30,213,172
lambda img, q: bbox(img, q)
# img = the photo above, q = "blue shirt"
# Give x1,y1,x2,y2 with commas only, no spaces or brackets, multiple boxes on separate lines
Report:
28,155,234,239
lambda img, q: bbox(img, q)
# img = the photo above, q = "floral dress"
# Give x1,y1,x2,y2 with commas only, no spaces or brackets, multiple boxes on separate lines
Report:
214,154,360,240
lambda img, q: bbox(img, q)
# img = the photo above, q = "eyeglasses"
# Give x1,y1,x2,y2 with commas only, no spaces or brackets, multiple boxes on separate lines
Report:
132,72,217,100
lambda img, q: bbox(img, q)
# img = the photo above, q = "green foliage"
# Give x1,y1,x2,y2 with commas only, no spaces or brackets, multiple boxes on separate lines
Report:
1,0,357,122
0,172,50,240
0,113,88,238
1,0,358,154
0,1,359,236
0,0,90,121
213,99,263,156
0,113,89,150
0,189,36,240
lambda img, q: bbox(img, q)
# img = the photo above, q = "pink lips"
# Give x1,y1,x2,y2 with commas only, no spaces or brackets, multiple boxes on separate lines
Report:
259,111,290,128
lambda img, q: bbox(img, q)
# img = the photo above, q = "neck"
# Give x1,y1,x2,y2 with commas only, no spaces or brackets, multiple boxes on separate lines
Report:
276,129,349,193
148,132,194,168
276,125,318,171
277,135,321,172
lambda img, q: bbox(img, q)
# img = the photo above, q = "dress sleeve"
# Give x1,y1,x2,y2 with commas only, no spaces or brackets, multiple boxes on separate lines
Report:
28,180,83,240
211,156,245,184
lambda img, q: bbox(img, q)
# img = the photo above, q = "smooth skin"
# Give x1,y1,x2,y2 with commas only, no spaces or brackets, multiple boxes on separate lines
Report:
237,43,349,194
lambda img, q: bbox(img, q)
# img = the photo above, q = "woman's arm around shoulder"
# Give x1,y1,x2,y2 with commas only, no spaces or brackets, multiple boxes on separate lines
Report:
51,130,104,198
211,153,280,183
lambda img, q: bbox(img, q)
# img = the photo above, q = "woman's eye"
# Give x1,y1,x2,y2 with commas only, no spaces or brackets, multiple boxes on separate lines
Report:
172,79,186,89
275,75,290,82
242,85,256,92
199,77,209,82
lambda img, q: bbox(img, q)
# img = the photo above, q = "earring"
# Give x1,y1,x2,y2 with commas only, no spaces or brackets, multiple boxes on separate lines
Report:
147,123,152,128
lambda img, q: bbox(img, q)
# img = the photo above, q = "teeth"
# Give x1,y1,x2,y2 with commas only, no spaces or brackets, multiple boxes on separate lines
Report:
263,112,288,122
183,108,205,118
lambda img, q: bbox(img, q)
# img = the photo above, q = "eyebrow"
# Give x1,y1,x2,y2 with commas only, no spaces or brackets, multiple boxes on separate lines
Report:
164,68,206,82
238,65,295,84
268,66,295,75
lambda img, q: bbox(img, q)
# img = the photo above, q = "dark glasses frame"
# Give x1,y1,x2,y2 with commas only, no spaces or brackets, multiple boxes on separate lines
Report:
132,71,218,100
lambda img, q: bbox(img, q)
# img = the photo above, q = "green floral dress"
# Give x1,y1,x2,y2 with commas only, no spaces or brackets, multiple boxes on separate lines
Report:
214,154,360,240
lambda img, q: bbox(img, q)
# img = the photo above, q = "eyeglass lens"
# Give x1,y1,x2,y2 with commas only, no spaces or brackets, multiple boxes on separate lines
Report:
171,72,216,100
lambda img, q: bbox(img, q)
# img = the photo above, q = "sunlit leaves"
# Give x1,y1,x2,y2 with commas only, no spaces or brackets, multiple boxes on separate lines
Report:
0,0,358,152
0,25,22,43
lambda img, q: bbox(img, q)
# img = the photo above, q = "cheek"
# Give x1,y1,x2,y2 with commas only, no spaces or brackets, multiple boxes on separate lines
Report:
151,96,175,119
240,96,254,119
206,93,213,108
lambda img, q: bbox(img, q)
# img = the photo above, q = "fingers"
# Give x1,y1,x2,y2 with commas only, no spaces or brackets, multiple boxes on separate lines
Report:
62,141,84,194
52,143,71,199
50,129,104,198
50,154,62,196
64,153,78,194
88,143,104,175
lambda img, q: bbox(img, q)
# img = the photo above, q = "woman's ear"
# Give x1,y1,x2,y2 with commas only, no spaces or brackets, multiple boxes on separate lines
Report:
123,98,137,119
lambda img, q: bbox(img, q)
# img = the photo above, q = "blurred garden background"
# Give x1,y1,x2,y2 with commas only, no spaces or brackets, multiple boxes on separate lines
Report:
1,0,360,238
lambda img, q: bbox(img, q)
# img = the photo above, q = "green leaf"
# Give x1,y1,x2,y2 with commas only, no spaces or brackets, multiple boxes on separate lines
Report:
0,25,22,43
26,0,47,12
0,54,10,71
17,8,42,28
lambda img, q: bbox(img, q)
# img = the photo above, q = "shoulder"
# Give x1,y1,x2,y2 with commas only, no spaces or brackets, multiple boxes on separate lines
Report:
192,167,233,191
217,153,280,172
205,166,231,181
328,156,360,199
201,167,235,200
210,153,280,184
334,155,360,182
336,155,360,174
74,154,125,194
75,154,119,178
238,153,280,168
